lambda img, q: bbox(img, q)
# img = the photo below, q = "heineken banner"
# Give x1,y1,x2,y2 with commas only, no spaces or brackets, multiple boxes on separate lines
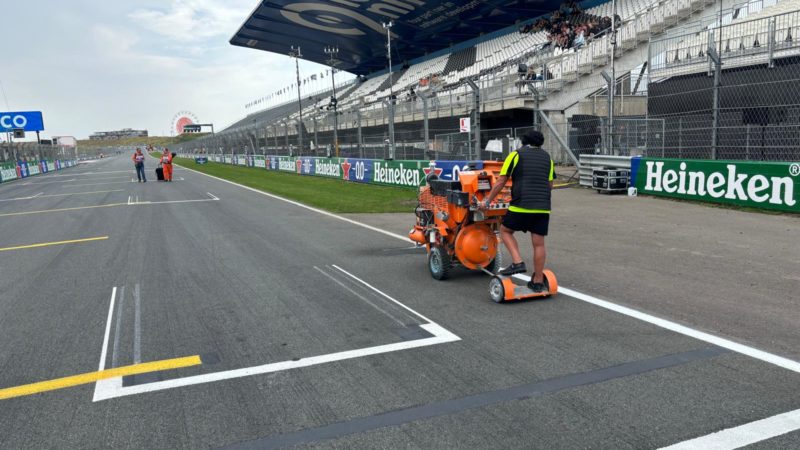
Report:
313,158,340,178
632,157,800,213
277,157,296,172
253,155,266,168
0,162,17,182
372,160,424,188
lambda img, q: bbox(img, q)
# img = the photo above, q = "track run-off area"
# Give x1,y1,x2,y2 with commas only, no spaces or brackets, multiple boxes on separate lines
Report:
1,156,799,449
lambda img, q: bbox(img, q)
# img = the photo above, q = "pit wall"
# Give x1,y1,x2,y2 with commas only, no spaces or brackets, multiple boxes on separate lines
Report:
0,159,79,183
184,154,483,189
630,157,800,213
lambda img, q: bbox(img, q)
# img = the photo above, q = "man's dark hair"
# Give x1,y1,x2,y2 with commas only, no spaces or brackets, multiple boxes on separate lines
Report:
521,131,544,147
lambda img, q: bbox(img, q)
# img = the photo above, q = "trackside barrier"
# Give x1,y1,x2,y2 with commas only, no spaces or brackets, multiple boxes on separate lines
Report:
182,153,482,188
630,158,800,213
0,159,78,184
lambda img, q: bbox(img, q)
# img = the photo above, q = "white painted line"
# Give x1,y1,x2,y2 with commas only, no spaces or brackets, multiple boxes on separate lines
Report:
127,196,132,206
332,264,436,325
314,266,407,328
557,286,800,374
93,322,460,401
111,286,125,368
660,408,800,450
206,192,219,200
133,283,142,364
31,192,43,198
44,170,132,178
65,181,133,188
98,287,117,372
130,198,218,206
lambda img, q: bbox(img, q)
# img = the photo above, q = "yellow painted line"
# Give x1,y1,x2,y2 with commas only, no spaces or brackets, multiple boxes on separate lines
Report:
0,236,109,252
0,202,127,218
0,355,202,400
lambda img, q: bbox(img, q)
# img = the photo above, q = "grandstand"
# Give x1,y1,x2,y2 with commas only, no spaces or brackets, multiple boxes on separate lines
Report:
173,0,800,164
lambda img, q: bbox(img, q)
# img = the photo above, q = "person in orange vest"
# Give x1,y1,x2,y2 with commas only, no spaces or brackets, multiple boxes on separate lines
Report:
161,148,173,182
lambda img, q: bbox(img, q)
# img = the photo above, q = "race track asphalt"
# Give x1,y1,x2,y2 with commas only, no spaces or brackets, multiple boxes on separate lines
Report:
0,155,798,449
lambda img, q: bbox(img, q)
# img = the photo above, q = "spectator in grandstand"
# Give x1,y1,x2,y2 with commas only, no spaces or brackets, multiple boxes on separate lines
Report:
520,1,613,51
480,130,554,293
132,148,146,182
573,26,586,49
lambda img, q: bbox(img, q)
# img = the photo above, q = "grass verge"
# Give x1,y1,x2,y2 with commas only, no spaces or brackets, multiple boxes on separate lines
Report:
170,157,418,213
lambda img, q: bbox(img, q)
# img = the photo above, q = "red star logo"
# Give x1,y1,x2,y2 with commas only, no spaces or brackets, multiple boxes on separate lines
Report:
341,160,352,180
423,165,443,177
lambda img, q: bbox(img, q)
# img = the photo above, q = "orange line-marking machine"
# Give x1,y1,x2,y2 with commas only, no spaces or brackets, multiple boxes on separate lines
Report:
409,162,557,303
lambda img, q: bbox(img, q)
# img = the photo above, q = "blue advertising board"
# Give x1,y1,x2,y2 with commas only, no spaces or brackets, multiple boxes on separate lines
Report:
0,111,44,132
17,161,29,178
426,160,482,181
341,158,373,184
297,157,315,175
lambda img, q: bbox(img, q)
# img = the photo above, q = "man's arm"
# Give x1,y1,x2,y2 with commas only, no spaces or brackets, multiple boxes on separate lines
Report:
482,175,508,208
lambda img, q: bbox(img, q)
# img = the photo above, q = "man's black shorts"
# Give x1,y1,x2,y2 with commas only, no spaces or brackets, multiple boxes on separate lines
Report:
502,211,550,236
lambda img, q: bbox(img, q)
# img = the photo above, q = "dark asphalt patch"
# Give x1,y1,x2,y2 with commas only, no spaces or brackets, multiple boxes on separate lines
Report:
397,325,435,341
220,346,729,449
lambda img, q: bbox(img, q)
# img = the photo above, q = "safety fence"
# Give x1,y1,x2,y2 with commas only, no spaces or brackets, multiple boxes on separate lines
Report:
0,158,79,183
1,142,83,163
181,153,481,189
648,8,800,161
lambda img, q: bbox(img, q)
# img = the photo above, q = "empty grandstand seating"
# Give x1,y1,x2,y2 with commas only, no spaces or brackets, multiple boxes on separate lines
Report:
651,0,800,76
228,0,800,142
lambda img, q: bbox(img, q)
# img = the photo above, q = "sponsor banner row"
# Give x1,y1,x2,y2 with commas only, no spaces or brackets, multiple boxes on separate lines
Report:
0,159,77,183
198,154,482,188
631,157,800,213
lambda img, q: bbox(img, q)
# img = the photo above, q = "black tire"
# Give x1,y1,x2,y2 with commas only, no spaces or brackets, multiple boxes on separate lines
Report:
428,246,451,280
489,276,505,303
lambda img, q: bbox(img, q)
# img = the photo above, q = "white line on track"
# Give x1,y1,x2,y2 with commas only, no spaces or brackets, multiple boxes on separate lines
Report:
660,408,800,449
92,322,460,401
0,192,44,202
40,170,132,178
133,283,142,364
111,286,125,369
98,287,117,372
313,266,407,328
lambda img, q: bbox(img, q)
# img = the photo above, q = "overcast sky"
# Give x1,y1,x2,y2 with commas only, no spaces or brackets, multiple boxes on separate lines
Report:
1,0,337,140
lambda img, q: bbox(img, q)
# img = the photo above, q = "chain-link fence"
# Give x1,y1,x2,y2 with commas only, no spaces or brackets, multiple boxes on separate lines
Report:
0,142,83,163
648,8,800,160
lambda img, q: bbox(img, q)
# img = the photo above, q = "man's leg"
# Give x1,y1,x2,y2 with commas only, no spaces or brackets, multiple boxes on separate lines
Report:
164,164,172,181
531,233,546,284
500,225,523,264
135,165,141,182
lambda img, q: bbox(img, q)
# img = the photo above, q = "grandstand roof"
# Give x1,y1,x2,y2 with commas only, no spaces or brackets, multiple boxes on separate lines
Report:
230,0,567,75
